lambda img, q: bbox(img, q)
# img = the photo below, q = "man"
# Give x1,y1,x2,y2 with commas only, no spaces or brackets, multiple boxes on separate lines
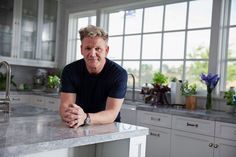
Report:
60,25,128,128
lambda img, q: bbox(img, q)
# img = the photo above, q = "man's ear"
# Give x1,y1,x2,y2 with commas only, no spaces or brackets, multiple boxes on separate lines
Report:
80,45,83,55
105,46,109,56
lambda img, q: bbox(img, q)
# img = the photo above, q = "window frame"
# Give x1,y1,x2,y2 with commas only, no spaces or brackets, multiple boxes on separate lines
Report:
66,0,234,92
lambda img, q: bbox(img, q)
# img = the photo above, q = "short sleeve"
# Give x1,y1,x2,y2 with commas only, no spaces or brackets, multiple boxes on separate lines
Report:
60,65,77,93
109,70,128,98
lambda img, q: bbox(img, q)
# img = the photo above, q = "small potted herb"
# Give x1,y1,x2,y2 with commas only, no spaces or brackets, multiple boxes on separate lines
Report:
46,75,60,93
180,81,197,110
223,87,236,113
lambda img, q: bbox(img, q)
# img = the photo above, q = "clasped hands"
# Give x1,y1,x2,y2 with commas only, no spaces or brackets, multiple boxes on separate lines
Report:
62,104,86,128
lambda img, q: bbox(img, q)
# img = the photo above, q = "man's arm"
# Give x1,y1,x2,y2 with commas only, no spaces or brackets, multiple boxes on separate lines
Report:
88,97,124,124
60,92,124,127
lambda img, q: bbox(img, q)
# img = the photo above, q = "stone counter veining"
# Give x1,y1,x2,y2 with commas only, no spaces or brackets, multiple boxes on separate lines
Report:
0,114,148,157
136,104,236,124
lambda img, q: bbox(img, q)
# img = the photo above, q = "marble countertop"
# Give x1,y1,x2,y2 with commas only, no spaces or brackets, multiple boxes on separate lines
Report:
0,114,148,157
136,104,236,124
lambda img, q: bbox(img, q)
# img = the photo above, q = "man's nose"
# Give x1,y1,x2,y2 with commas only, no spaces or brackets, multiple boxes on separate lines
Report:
90,49,96,56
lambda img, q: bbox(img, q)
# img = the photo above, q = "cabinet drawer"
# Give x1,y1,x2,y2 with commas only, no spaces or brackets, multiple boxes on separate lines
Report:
10,95,29,104
137,110,172,128
215,122,236,141
45,97,60,111
172,115,215,136
31,95,45,106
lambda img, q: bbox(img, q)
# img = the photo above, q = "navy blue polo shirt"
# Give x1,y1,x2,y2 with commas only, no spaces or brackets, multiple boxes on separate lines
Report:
60,58,127,122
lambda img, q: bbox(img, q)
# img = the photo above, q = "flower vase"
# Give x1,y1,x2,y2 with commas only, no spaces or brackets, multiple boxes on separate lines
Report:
206,92,212,110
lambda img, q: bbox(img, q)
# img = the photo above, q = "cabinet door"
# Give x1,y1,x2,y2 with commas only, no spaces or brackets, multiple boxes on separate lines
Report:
171,130,214,157
19,0,39,60
214,138,236,157
41,0,57,61
146,126,171,157
0,0,14,57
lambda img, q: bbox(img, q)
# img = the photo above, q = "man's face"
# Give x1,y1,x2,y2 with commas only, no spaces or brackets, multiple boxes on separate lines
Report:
81,37,109,73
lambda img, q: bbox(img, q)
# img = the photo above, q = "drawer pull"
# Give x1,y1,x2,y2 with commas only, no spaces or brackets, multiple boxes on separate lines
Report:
150,132,160,137
214,144,218,148
151,117,160,121
187,122,198,128
208,143,213,147
12,98,20,101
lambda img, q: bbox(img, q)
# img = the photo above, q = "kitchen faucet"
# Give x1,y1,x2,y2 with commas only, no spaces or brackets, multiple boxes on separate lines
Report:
0,61,11,113
128,73,135,102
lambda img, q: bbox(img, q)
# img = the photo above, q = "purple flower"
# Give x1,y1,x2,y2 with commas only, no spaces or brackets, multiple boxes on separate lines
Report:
200,73,220,92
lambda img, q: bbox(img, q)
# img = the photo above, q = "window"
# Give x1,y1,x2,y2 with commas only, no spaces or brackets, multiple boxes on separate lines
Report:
67,11,96,63
226,0,236,88
105,0,213,88
67,0,234,91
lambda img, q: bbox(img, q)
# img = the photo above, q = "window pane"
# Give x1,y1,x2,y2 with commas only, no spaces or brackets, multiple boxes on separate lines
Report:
186,29,210,59
108,36,123,59
78,17,88,30
123,61,140,88
142,34,162,59
228,28,236,59
163,32,185,59
124,35,141,59
141,61,160,85
162,61,183,81
188,0,213,29
164,2,187,31
91,16,96,25
125,9,143,34
143,6,163,33
185,61,208,90
76,40,82,59
108,11,124,35
226,61,236,88
230,0,236,25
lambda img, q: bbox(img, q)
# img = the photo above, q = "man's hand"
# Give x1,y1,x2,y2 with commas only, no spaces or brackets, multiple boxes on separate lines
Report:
62,104,87,128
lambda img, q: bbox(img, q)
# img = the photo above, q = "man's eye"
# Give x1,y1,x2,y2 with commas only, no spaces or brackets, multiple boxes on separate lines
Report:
95,47,102,51
85,47,91,51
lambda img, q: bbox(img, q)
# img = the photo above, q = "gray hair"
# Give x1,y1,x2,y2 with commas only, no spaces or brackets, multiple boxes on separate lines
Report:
79,25,108,42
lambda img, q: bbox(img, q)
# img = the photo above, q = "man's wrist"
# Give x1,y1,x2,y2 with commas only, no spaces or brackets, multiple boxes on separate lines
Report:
84,113,91,125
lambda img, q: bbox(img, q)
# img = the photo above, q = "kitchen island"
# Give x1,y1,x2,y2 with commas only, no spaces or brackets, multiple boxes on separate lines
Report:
0,113,148,157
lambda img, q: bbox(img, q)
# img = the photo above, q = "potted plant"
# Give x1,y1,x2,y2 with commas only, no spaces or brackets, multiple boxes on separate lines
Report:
223,87,236,113
46,75,60,93
180,81,197,110
146,72,170,106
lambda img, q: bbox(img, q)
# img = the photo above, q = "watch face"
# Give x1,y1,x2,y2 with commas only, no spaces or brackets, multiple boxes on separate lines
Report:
85,114,91,125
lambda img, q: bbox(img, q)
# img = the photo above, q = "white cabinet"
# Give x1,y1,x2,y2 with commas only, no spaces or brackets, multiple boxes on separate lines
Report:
171,116,215,157
171,129,214,157
10,94,30,104
120,104,137,125
30,95,45,106
44,97,59,111
0,0,59,68
137,110,171,157
214,122,236,157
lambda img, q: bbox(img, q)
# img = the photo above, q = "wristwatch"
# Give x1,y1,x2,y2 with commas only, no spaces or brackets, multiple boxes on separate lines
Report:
84,113,91,125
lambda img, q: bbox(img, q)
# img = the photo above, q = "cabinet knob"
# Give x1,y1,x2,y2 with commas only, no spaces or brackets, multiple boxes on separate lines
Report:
208,143,213,147
214,144,218,148
186,122,198,128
